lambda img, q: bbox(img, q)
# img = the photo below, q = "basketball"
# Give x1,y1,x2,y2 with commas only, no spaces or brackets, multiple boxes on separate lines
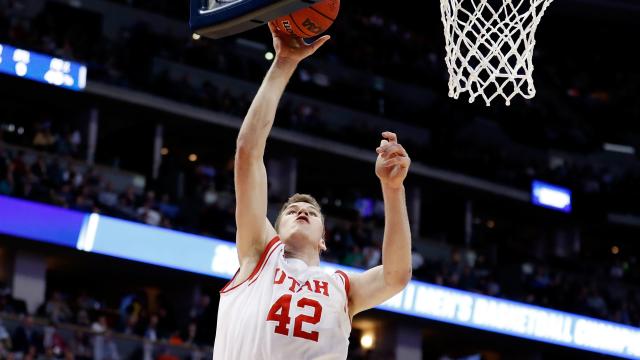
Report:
271,0,340,39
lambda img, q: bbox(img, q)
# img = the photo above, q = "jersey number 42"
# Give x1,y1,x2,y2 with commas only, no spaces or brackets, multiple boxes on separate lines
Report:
266,294,322,342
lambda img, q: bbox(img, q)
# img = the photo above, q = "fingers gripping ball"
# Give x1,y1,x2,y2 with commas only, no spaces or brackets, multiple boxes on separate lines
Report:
271,0,340,38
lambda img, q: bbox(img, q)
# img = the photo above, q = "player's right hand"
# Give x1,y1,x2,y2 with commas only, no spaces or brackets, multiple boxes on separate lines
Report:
268,22,330,64
375,131,411,189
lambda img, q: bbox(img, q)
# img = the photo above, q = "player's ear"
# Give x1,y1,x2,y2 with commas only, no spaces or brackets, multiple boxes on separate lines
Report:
320,238,327,252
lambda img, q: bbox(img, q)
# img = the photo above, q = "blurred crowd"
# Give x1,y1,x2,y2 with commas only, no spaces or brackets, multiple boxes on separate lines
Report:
0,283,213,359
419,247,640,327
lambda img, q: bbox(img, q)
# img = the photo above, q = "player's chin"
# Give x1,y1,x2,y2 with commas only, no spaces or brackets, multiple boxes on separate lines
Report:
289,227,317,239
281,226,301,237
290,226,309,235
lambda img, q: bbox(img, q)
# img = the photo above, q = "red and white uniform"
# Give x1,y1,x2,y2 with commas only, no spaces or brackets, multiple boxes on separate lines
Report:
213,236,351,360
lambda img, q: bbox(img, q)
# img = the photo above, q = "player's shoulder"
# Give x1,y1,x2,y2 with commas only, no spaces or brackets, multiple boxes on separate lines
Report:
332,269,351,295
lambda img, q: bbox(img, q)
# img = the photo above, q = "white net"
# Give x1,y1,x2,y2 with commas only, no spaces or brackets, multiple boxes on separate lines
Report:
440,0,554,106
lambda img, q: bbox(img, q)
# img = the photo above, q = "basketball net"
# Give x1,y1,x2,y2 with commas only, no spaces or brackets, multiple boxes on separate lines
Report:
440,0,554,106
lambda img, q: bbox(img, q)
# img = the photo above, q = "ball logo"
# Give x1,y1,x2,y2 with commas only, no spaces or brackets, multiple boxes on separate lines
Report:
302,18,322,34
281,20,294,34
327,0,338,12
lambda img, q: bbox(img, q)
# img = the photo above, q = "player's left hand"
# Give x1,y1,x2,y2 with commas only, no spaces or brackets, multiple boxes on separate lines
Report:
375,131,411,189
268,22,330,64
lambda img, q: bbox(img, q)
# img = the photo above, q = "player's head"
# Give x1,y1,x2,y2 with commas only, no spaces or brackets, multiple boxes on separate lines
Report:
275,193,326,254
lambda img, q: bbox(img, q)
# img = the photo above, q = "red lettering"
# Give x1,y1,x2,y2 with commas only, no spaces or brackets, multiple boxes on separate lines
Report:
288,276,300,292
266,294,292,335
274,268,286,284
313,280,329,297
266,296,323,342
293,298,322,342
275,274,328,297
298,280,314,293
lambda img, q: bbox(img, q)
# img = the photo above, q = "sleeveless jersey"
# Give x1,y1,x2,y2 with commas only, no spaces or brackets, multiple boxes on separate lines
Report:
212,236,351,360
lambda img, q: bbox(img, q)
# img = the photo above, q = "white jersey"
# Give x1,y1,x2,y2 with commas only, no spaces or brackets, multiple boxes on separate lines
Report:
213,236,351,360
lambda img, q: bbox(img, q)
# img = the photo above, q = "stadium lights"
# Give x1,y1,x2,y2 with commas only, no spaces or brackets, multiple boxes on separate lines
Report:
265,51,274,61
192,33,201,40
360,333,374,350
603,143,635,155
531,180,571,213
161,147,169,156
188,153,198,162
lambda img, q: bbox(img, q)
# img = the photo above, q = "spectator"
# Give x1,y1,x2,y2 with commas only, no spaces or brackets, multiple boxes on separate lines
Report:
93,330,120,360
363,244,381,268
43,321,68,358
181,322,198,346
0,145,8,178
586,288,608,318
156,346,180,360
76,290,101,313
158,194,179,219
0,146,13,195
342,245,364,267
55,131,74,157
189,295,210,320
411,246,425,271
69,129,82,156
47,157,65,188
0,290,27,315
119,314,141,336
0,171,11,195
12,315,42,355
72,193,95,213
44,291,73,323
91,315,109,334
167,330,183,346
137,201,162,226
70,331,92,360
98,181,119,208
10,151,27,188
119,292,144,325
76,309,91,327
32,126,56,152
0,319,12,358
143,314,160,342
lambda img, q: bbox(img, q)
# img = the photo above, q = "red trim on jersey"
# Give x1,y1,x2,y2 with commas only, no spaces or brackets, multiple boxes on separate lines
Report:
335,270,351,295
220,236,281,294
247,240,283,286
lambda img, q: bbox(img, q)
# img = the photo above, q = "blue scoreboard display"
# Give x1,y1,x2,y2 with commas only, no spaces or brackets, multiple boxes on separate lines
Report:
0,43,87,91
532,180,572,213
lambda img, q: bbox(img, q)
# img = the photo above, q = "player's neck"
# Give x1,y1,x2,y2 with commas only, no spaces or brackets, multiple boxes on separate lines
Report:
283,247,320,267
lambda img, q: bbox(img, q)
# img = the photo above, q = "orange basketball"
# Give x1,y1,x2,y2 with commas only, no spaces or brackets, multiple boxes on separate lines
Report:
271,0,340,39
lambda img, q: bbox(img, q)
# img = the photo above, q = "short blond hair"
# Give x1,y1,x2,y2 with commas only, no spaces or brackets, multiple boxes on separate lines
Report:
274,193,323,232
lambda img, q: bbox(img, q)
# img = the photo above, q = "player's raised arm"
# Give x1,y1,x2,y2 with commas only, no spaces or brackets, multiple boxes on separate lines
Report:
346,131,413,317
233,25,330,268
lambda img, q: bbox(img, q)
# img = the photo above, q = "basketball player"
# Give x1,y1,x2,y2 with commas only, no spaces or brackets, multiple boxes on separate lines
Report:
212,24,412,359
